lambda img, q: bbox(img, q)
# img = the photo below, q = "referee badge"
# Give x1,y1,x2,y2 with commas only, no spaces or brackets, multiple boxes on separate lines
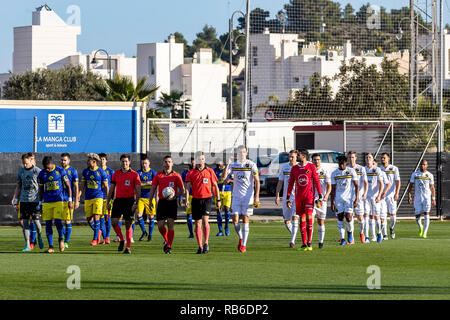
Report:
203,178,208,184
169,182,174,187
125,180,130,186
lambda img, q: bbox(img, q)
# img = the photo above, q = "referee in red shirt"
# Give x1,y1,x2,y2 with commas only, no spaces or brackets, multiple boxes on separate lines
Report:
149,155,185,254
107,154,141,254
185,152,221,254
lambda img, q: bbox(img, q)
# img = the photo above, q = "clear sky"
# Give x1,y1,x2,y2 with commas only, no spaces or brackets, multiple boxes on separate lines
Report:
0,0,442,73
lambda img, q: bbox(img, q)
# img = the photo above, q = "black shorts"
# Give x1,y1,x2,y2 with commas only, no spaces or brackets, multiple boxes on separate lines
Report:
191,197,212,221
20,202,40,220
156,199,178,221
111,198,135,221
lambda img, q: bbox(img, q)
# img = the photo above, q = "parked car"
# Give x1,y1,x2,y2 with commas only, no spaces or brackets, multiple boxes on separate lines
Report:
260,150,344,195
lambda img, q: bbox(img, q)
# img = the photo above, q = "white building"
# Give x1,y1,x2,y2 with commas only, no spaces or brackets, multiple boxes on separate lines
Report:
249,29,409,118
1,5,136,87
138,36,228,119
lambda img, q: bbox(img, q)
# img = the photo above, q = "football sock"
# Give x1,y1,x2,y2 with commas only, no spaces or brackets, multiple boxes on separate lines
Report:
45,220,53,247
224,210,230,230
306,216,313,244
370,218,376,239
216,211,223,233
22,219,31,248
54,219,64,241
318,224,325,243
364,216,370,237
423,214,430,235
29,221,36,244
132,221,135,237
285,222,292,234
105,216,111,238
203,223,210,245
65,222,72,243
242,223,249,246
337,220,345,240
290,220,299,244
93,219,100,241
118,220,122,228
158,226,168,243
376,219,382,235
89,219,95,231
358,219,364,234
390,215,397,229
415,215,423,229
234,223,242,239
113,224,124,241
138,215,146,233
125,227,132,249
300,219,307,245
187,215,194,236
346,218,354,233
195,227,203,248
33,219,42,236
149,216,155,236
99,217,106,240
382,219,388,236
167,229,175,248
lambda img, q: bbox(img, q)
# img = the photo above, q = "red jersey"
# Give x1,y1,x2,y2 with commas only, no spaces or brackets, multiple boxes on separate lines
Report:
152,170,184,199
111,169,141,199
185,166,218,199
286,162,321,203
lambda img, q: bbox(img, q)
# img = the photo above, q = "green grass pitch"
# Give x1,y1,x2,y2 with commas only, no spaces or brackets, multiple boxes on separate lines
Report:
0,220,449,300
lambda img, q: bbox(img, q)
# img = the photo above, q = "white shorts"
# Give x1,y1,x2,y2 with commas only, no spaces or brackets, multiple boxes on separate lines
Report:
385,197,397,215
334,199,353,214
379,199,387,219
414,199,431,215
313,201,327,220
354,197,365,215
364,199,380,217
282,202,297,220
231,199,254,216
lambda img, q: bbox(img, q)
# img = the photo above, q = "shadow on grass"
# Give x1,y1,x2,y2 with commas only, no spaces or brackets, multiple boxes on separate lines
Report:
82,281,450,296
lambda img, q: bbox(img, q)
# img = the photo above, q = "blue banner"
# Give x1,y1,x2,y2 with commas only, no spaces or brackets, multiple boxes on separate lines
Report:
0,106,139,152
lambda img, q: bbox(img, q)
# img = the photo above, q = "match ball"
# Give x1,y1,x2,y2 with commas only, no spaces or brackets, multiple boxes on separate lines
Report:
162,187,175,200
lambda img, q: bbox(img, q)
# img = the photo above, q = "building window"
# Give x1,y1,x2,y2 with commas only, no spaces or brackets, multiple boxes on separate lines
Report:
252,46,258,57
253,58,258,66
294,77,300,83
149,56,155,75
253,86,258,94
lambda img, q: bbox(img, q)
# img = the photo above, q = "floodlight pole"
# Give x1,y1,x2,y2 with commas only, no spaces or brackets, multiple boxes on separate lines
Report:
243,0,250,148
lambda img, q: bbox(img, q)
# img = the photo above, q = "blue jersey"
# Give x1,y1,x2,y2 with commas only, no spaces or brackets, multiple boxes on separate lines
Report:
214,167,232,192
137,168,157,199
38,165,69,203
101,166,114,199
181,169,192,194
81,167,108,200
62,166,79,202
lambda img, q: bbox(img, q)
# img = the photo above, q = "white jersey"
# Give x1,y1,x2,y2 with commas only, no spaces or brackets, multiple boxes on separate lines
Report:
410,170,434,202
365,165,384,199
315,167,331,198
331,167,358,203
349,164,367,200
227,159,258,202
381,164,400,198
279,163,295,201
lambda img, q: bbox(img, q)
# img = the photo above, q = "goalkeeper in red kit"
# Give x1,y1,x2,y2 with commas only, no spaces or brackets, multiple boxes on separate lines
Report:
286,149,322,251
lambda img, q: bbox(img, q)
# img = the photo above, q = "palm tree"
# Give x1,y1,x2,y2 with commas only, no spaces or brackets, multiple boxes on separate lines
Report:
50,115,63,130
155,90,191,119
94,74,166,145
